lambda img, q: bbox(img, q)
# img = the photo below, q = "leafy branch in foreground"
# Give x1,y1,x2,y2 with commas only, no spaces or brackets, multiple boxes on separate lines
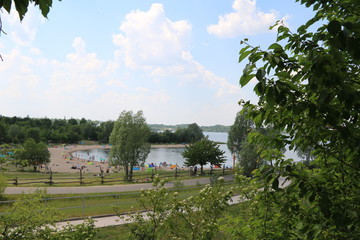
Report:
116,175,232,240
233,0,360,239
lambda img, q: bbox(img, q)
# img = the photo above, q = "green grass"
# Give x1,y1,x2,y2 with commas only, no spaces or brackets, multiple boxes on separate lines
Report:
1,169,230,187
0,182,238,220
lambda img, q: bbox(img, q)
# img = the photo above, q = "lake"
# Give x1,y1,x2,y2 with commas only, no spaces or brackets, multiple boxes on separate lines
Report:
72,132,234,167
72,131,300,168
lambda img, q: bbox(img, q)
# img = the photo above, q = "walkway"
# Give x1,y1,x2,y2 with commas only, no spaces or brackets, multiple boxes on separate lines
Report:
55,195,242,229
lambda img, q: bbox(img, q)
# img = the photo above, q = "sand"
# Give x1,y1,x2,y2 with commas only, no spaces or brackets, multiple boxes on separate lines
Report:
47,144,185,173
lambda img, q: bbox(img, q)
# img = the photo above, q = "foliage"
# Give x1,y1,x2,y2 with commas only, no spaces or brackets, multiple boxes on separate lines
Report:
227,108,254,154
0,115,114,144
21,138,50,171
0,190,97,240
0,0,58,21
236,0,360,238
116,175,232,240
109,110,151,181
237,136,261,176
182,138,226,174
296,146,315,166
0,174,6,200
50,218,97,240
148,123,204,144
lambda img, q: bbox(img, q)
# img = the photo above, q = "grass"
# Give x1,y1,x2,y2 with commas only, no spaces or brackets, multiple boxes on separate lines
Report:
2,168,230,187
0,182,238,220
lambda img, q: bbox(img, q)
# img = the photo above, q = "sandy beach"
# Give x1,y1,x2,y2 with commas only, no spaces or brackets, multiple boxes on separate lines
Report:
48,144,185,173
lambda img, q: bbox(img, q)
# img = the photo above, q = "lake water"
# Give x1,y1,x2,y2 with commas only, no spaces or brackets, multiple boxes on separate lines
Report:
72,131,299,168
73,132,234,167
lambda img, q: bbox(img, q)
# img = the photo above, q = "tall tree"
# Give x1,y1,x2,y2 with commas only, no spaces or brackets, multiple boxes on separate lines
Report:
21,138,50,171
109,111,151,181
235,0,360,238
227,108,254,154
182,138,225,174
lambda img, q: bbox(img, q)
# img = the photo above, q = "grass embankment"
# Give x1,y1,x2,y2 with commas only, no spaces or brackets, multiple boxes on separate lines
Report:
0,182,237,220
2,168,229,187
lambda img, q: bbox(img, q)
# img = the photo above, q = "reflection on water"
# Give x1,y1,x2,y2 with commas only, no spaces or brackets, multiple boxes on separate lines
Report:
73,132,234,167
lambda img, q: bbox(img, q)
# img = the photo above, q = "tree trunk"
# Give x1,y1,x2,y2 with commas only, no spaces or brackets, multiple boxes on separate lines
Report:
200,165,204,175
129,166,133,181
124,165,129,181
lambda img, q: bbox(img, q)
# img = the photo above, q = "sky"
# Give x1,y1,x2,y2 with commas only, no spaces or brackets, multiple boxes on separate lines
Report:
0,0,315,126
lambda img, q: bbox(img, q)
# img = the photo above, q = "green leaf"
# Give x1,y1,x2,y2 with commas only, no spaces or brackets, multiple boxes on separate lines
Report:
327,20,341,36
239,49,252,63
276,71,290,78
37,0,53,18
268,43,282,51
1,0,12,13
239,45,250,55
14,0,29,21
255,68,265,81
272,177,279,190
240,73,255,87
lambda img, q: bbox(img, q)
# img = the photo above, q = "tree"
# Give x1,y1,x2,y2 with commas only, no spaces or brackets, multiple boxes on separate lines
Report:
237,138,261,177
21,138,50,171
109,110,151,181
0,190,96,240
182,138,225,174
185,123,204,142
227,108,254,154
117,175,231,240
236,0,360,238
26,127,41,143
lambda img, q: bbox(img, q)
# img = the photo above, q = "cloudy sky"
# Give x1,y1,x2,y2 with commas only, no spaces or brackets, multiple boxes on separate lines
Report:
0,0,314,125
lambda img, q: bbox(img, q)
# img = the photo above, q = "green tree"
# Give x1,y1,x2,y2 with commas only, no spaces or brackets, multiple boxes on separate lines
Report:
117,175,231,240
109,110,151,181
185,123,204,142
182,138,226,174
0,190,96,240
237,137,261,177
26,127,41,143
227,108,254,154
0,122,7,143
97,120,114,143
21,138,50,171
7,124,24,143
236,0,360,238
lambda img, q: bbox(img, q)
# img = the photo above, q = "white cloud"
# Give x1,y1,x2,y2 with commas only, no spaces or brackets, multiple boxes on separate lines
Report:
50,37,107,93
113,3,192,69
3,6,45,46
207,0,278,38
112,3,239,97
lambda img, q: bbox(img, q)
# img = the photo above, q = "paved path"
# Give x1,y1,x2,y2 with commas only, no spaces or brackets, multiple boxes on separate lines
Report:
55,195,242,229
4,175,234,194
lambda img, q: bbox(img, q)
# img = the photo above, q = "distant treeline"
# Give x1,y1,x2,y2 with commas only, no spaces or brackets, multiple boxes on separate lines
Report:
148,123,204,144
0,116,223,144
148,124,230,133
0,115,114,144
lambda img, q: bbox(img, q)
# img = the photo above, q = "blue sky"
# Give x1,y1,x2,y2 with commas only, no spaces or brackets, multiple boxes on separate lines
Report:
0,0,314,125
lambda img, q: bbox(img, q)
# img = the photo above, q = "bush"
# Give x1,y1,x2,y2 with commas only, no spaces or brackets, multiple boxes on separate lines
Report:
0,174,6,200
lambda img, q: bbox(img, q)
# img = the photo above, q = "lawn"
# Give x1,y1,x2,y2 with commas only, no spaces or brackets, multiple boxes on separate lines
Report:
0,182,238,220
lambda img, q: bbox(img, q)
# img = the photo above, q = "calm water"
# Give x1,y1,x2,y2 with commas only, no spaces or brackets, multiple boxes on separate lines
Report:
73,132,234,167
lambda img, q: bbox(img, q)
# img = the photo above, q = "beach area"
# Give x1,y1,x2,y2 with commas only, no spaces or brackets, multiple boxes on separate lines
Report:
48,144,185,173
